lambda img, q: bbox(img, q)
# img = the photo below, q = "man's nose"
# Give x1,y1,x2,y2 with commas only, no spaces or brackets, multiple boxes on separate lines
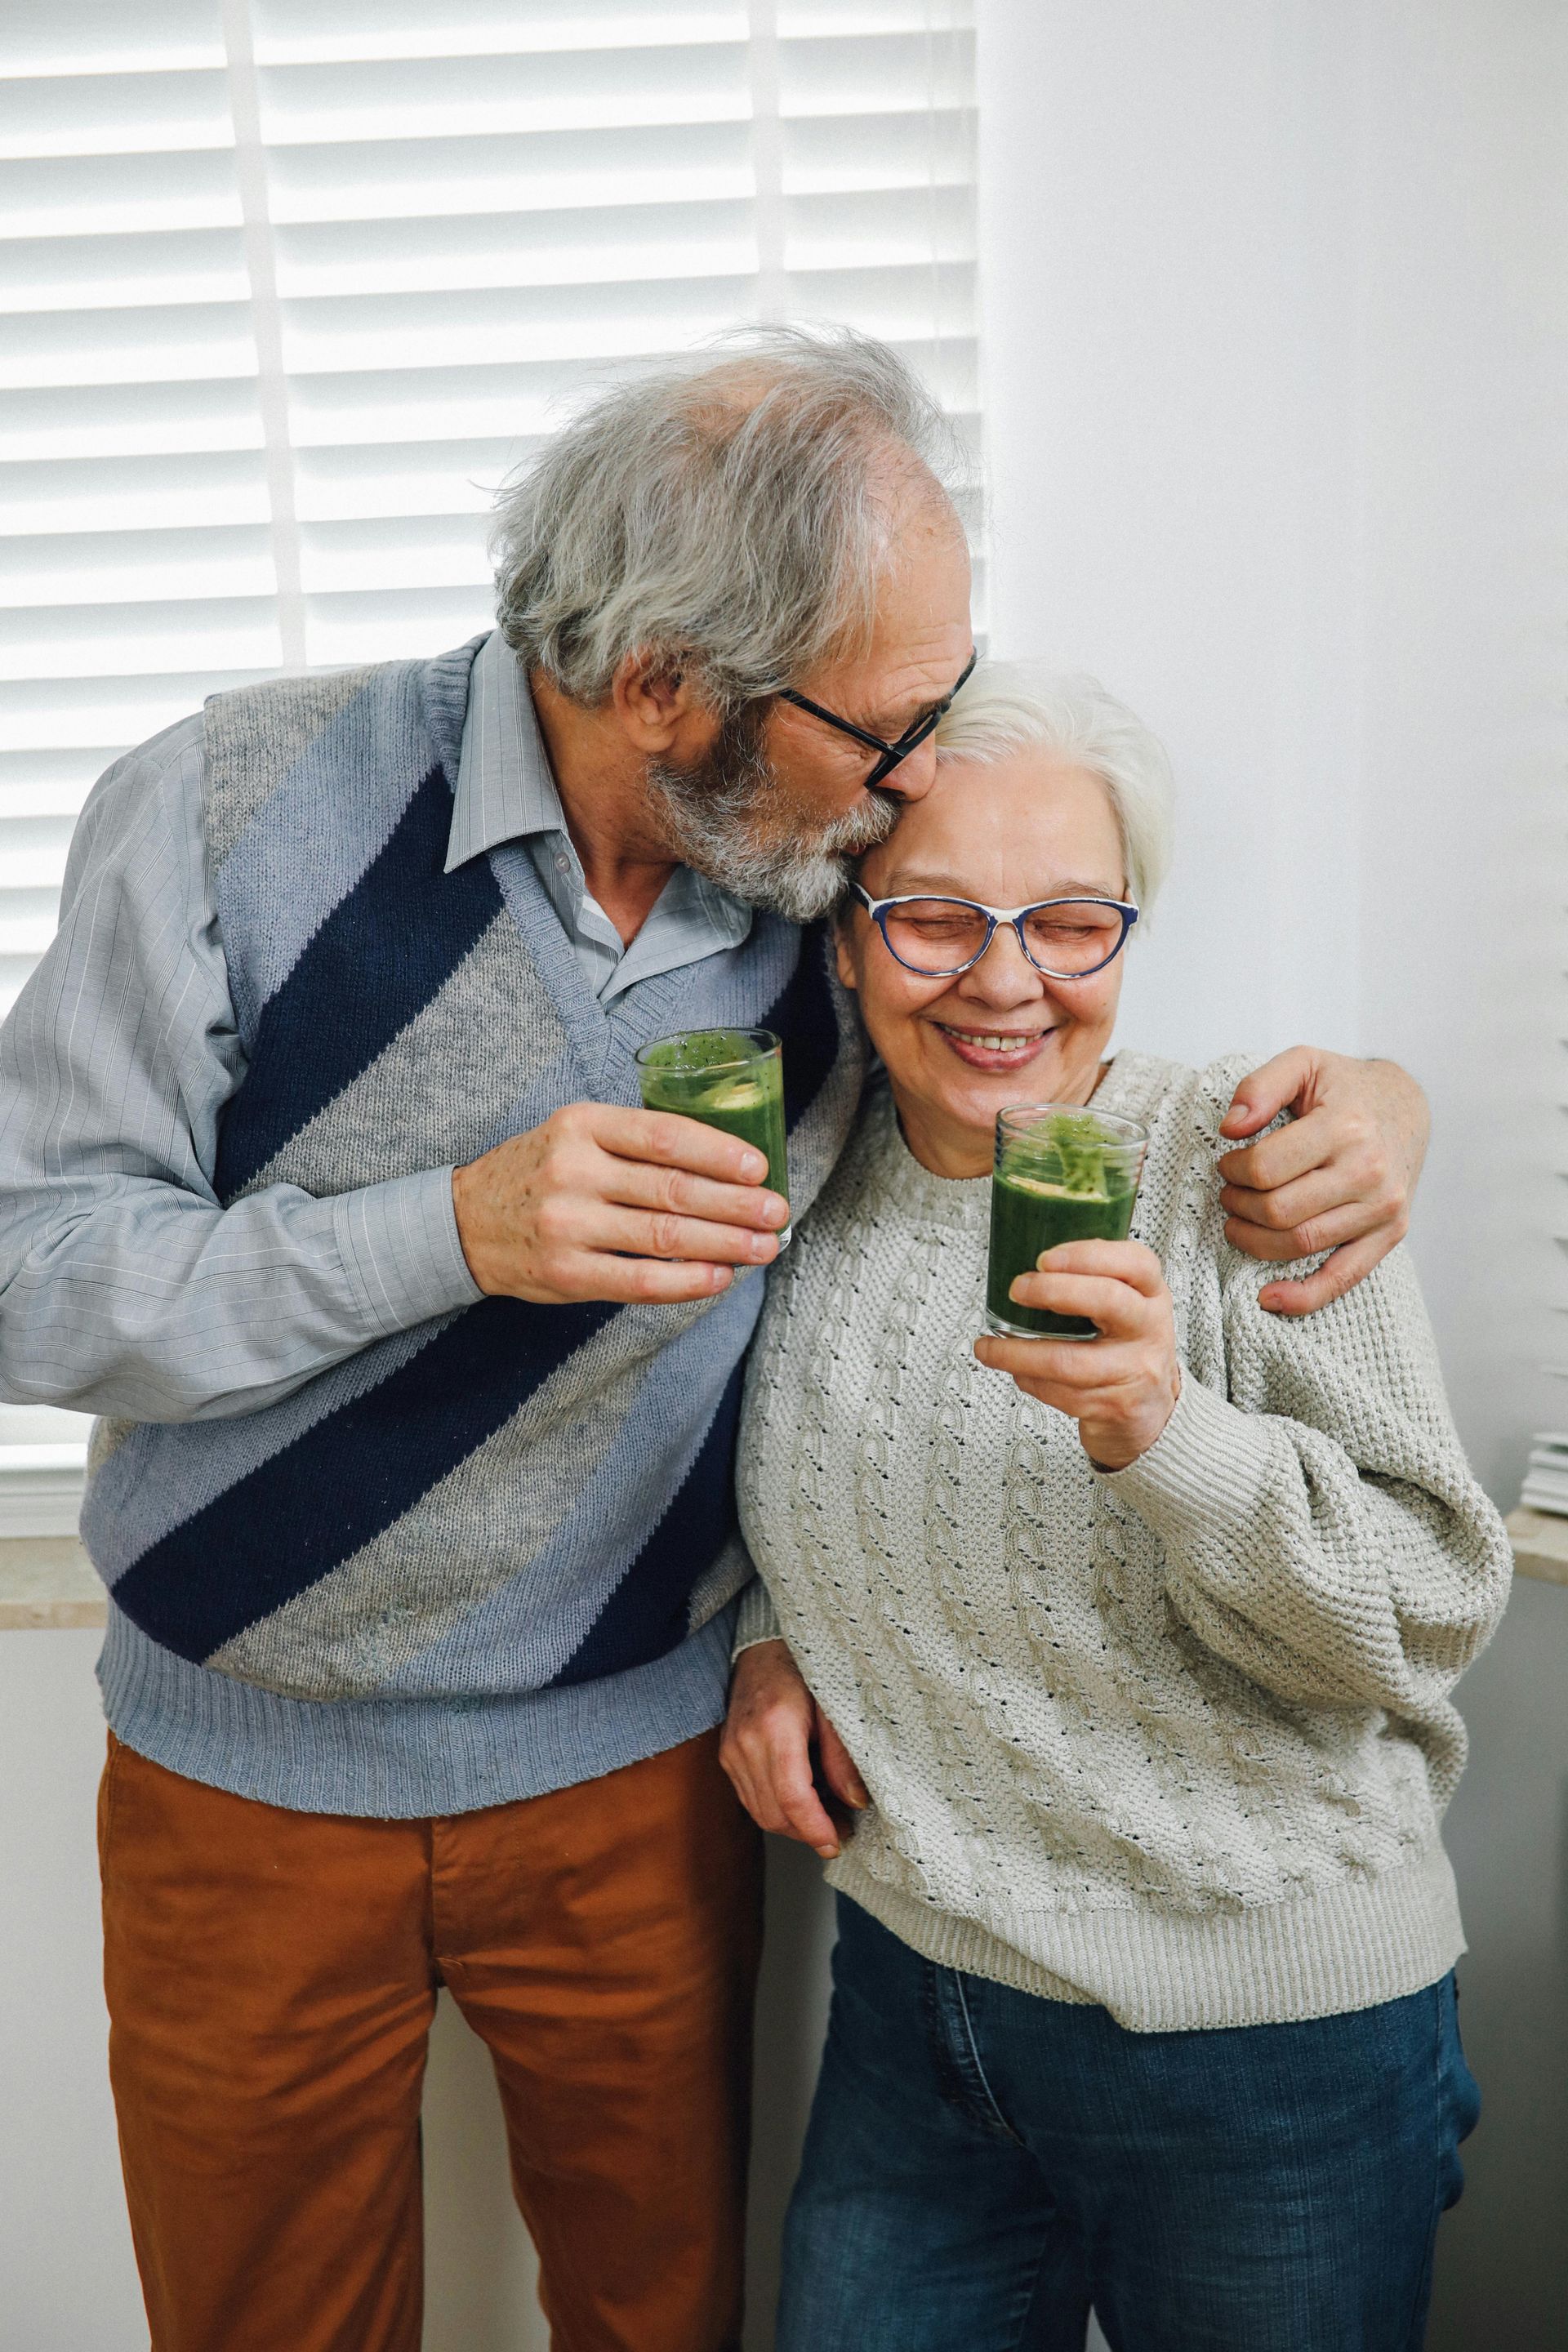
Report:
879,736,939,802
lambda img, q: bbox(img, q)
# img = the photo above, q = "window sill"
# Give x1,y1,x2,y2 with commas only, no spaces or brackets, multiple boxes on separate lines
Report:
2,1513,1562,1634
0,1537,104,1629
1504,1508,1568,1589
0,1442,87,1540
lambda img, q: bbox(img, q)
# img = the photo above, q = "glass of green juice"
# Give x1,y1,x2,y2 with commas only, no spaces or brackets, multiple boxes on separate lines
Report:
986,1103,1148,1340
635,1027,791,1248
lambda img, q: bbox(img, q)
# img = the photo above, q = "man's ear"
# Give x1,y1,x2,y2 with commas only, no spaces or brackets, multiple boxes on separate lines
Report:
609,650,710,757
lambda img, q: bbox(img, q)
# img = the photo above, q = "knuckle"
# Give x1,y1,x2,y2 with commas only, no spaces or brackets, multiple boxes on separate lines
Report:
535,1196,573,1246
537,1145,577,1198
1352,1154,1388,1204
649,1210,684,1258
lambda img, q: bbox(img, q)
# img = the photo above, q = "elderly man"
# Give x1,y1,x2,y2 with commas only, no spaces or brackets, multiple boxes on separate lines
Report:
0,330,1424,2352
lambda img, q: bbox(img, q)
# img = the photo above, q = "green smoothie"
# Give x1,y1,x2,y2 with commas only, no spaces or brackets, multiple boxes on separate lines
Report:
635,1028,790,1244
985,1107,1146,1339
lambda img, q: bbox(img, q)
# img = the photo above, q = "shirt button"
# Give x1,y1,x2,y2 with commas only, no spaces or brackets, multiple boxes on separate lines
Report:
555,853,570,873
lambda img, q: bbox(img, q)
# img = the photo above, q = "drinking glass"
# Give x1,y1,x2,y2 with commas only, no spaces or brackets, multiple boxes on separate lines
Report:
635,1028,791,1248
986,1104,1148,1339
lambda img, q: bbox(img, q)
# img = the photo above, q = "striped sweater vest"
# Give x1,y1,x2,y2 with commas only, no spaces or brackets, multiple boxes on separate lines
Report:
82,640,864,1717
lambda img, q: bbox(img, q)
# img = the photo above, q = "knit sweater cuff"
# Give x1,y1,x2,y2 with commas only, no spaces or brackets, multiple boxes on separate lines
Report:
733,1575,785,1658
1094,1370,1277,1539
331,1166,483,1340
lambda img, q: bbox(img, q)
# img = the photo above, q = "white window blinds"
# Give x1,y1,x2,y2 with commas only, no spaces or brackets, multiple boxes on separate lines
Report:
0,0,978,1021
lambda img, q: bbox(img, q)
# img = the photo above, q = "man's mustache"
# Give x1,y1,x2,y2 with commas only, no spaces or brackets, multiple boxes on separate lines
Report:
826,786,901,858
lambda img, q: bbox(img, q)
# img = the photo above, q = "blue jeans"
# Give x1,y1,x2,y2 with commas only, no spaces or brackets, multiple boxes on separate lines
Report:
777,1896,1477,2352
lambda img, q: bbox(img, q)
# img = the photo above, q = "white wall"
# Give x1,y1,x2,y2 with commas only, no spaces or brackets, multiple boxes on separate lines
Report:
0,1633,139,2352
978,0,1568,1494
1353,0,1568,1503
979,0,1369,1067
978,3,1568,2343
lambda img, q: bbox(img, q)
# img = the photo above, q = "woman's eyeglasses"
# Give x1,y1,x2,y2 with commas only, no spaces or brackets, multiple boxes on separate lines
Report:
850,886,1138,979
778,650,978,787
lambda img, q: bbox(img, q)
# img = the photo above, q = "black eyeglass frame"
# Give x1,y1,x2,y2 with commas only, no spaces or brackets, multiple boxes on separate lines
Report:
777,648,978,786
849,884,1140,980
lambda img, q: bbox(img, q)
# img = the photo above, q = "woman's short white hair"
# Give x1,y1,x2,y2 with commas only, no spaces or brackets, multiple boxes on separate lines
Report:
934,661,1175,915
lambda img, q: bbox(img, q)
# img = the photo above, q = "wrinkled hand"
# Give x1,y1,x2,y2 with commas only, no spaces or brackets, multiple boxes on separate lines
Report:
1217,1049,1428,1316
720,1638,869,1859
451,1102,788,1305
973,1239,1180,1471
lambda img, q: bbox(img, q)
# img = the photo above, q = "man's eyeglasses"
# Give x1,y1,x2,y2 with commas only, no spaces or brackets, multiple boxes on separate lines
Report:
778,649,978,787
850,886,1139,979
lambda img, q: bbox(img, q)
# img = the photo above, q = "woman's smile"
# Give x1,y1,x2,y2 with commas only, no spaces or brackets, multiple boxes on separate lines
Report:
931,1019,1056,1071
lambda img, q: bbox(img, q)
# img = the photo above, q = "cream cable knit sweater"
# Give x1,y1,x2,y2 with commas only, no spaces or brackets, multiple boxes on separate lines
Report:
735,1053,1511,2032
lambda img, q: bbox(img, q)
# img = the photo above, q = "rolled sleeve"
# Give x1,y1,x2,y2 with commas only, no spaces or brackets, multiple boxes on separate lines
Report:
733,1575,785,1657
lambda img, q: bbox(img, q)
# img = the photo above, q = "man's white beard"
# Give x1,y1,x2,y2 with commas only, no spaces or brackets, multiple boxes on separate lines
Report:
645,719,898,923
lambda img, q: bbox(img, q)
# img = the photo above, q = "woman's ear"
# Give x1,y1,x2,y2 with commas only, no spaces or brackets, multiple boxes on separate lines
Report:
833,909,859,992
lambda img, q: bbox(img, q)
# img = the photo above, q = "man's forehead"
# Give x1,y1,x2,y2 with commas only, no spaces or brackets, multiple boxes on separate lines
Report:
861,639,973,726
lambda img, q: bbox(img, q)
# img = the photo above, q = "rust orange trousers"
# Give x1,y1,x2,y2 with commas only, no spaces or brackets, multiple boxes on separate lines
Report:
98,1727,764,2352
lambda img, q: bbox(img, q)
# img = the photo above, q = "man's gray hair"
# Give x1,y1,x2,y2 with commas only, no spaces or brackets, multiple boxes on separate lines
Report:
491,324,964,713
935,662,1176,913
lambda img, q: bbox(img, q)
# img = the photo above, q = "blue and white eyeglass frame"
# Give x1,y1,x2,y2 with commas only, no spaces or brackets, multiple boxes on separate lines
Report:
849,886,1141,981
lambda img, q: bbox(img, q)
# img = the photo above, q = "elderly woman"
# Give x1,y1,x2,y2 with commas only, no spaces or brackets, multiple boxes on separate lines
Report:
721,665,1509,2352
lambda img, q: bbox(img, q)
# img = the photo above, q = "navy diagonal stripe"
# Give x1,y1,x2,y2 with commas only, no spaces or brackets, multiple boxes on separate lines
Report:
216,767,502,1201
109,1297,617,1661
765,921,840,1135
547,1356,746,1689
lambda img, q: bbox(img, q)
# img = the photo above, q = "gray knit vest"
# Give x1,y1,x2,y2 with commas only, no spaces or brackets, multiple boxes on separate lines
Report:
82,639,866,1709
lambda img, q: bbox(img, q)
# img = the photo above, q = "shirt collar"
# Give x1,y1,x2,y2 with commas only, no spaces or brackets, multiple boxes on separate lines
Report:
446,626,570,871
446,630,754,954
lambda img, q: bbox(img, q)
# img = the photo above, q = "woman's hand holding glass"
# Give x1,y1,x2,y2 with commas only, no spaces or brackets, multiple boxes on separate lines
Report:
973,1237,1181,1471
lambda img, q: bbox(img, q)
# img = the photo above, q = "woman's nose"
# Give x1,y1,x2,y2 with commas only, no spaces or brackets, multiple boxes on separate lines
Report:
962,923,1045,1005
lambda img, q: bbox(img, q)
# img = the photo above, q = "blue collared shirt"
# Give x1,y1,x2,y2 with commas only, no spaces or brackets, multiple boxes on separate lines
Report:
449,629,751,1003
0,636,755,1421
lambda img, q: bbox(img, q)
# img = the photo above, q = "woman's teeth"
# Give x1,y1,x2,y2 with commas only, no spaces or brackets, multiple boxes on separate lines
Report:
939,1027,1040,1054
